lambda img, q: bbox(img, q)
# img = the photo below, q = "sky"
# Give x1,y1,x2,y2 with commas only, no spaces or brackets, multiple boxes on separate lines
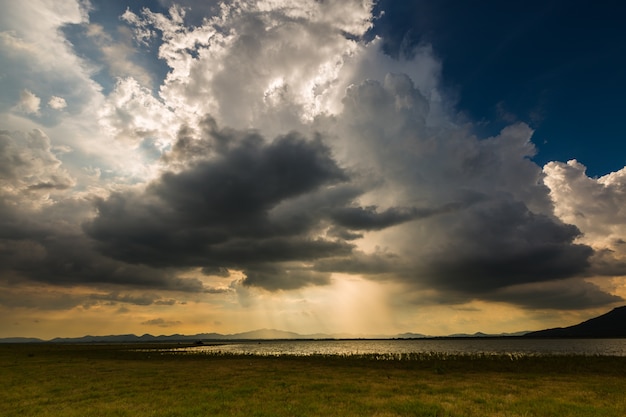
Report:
1,0,626,339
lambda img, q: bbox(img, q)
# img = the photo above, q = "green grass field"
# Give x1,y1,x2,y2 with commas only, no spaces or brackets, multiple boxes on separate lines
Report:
1,343,626,416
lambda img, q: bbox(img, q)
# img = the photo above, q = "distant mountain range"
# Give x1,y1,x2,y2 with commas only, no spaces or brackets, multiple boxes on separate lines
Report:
0,329,429,344
525,306,626,338
0,329,528,343
2,306,625,343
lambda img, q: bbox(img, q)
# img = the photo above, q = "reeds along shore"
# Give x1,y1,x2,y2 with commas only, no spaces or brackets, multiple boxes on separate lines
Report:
2,343,626,417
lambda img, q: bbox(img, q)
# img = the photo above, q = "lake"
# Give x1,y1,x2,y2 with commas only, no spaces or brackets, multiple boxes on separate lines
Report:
172,338,626,357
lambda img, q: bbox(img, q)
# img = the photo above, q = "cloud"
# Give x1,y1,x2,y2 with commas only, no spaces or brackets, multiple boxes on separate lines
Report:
329,203,460,231
414,198,593,293
1,0,622,319
0,129,75,202
0,0,147,190
0,0,101,121
98,77,178,146
48,96,67,110
544,160,626,241
315,72,602,307
333,75,551,213
85,125,356,290
88,292,176,306
491,279,622,310
83,23,155,88
0,225,206,292
314,249,403,276
79,2,619,310
543,159,626,277
121,1,375,137
0,285,182,311
14,90,41,115
141,318,182,327
0,132,204,293
0,285,87,310
83,90,608,307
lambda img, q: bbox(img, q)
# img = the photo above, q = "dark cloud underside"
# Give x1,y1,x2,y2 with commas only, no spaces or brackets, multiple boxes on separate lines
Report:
86,127,357,289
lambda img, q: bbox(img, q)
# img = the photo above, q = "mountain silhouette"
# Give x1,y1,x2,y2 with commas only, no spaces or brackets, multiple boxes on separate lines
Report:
526,306,626,338
5,307,626,343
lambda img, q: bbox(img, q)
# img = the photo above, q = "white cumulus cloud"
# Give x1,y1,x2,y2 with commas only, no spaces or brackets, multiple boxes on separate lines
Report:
122,1,375,138
48,96,67,110
544,159,626,275
14,89,41,115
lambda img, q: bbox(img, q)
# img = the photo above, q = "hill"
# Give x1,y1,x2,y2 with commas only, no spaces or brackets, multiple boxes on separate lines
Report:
0,329,427,343
526,306,626,338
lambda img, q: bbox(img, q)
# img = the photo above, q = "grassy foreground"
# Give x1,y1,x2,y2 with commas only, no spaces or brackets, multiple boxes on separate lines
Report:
1,343,626,417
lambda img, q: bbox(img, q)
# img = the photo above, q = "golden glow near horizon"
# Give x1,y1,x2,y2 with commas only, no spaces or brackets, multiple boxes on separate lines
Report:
0,277,611,340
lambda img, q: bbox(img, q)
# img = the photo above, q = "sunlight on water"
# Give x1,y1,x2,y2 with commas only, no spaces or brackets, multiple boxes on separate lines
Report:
166,339,626,357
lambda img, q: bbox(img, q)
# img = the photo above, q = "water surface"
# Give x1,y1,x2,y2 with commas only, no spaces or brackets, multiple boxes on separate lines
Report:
172,338,626,357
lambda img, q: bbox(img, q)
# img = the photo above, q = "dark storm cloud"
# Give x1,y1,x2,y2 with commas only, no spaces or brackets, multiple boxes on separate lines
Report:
0,287,86,310
316,196,605,309
155,131,346,228
418,199,592,289
0,181,203,292
330,72,618,309
490,279,623,310
86,100,610,304
331,206,424,231
240,264,332,291
314,250,403,276
201,266,231,277
329,203,461,231
587,249,626,277
0,230,205,292
0,128,196,295
88,292,176,306
86,118,467,291
411,198,600,306
86,126,360,289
